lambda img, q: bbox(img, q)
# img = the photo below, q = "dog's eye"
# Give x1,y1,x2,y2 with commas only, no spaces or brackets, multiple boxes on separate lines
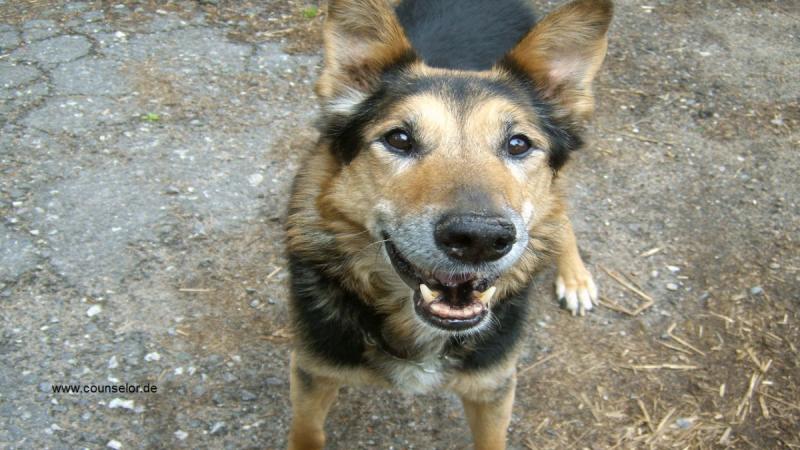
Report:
507,135,533,157
383,129,414,153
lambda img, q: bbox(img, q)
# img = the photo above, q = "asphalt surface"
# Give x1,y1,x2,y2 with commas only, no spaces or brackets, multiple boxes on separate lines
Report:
1,1,798,449
2,2,320,449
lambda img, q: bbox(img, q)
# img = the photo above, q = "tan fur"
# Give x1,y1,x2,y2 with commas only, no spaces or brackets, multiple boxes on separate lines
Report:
288,353,341,450
286,81,573,450
287,1,612,448
505,0,613,119
290,346,522,449
316,0,413,101
460,375,516,450
555,216,596,297
290,91,569,302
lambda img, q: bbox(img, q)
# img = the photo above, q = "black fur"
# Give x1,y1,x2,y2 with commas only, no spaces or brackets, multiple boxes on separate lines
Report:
289,252,531,372
324,69,583,169
295,365,315,390
500,58,586,170
541,114,584,171
324,83,396,165
322,0,584,168
450,284,531,371
396,0,536,71
288,254,383,366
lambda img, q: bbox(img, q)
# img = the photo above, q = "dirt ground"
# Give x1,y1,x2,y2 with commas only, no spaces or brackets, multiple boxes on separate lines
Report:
0,1,798,449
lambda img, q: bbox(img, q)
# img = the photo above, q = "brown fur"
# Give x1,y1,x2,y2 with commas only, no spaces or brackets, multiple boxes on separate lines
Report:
286,1,612,448
316,0,413,101
505,0,613,119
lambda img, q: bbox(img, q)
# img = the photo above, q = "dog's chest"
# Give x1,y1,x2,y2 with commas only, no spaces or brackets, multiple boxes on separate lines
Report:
369,340,462,394
381,356,448,394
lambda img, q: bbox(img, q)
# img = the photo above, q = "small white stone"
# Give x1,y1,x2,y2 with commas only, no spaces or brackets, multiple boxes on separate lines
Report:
144,352,161,362
86,305,102,317
108,355,118,369
107,440,122,449
174,430,188,440
666,283,679,291
174,367,184,375
248,173,264,187
666,265,681,273
108,398,135,410
210,421,226,434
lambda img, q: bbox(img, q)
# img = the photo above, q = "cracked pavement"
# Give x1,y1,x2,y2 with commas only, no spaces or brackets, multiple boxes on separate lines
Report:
2,2,321,448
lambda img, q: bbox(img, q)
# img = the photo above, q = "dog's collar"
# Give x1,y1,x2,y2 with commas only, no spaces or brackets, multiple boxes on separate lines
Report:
363,329,457,371
363,329,411,360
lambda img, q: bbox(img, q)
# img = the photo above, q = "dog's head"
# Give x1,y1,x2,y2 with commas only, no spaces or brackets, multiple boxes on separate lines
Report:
314,0,612,333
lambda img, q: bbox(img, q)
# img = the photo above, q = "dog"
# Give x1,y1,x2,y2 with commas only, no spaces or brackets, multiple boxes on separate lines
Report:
285,0,612,448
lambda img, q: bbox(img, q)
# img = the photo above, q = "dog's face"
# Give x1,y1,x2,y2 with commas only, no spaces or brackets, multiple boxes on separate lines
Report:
315,0,611,333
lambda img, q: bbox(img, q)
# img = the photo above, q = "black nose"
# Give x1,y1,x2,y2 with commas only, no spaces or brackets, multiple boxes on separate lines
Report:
434,214,516,264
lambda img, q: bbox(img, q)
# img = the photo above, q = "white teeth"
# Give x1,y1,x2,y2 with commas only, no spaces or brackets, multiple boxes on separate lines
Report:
452,308,469,318
419,284,439,304
430,302,447,314
476,286,497,304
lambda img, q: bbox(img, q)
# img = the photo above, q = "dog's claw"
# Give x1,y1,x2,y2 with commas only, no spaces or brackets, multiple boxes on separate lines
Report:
556,277,566,299
555,271,597,316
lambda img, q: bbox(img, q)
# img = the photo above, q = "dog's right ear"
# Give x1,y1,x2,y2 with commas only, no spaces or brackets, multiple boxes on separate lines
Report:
317,0,414,109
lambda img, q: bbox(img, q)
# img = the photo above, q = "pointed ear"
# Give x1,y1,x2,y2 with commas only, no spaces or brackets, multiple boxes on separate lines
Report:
317,0,415,106
503,0,613,120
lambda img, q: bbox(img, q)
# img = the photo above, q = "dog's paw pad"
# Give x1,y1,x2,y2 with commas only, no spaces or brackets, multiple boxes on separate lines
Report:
555,271,598,316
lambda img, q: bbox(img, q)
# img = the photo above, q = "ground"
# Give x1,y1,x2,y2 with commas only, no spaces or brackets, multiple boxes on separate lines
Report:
0,1,798,449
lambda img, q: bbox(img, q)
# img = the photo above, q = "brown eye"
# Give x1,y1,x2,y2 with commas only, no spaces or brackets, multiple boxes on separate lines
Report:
383,129,414,153
507,135,533,157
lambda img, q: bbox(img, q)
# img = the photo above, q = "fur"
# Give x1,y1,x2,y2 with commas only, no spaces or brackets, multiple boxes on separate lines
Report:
285,1,612,449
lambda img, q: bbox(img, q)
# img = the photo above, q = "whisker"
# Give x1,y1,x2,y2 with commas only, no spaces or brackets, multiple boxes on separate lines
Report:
355,238,389,254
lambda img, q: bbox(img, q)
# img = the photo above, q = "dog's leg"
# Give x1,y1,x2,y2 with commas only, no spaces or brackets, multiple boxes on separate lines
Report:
459,374,516,450
288,352,340,450
555,217,598,316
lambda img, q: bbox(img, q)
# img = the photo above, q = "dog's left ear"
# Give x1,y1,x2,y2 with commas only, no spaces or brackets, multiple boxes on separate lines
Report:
317,0,414,105
503,0,613,120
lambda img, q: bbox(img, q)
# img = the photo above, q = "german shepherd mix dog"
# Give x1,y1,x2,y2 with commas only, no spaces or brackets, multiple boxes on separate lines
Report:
285,0,612,448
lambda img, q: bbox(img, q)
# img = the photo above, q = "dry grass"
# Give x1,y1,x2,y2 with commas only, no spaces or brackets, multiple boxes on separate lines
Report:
516,265,800,449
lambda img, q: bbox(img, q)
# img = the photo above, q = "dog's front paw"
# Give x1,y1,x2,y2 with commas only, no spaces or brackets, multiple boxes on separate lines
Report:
555,267,598,316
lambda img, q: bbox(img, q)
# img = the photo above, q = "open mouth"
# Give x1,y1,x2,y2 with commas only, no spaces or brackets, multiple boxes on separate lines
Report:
384,235,497,331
